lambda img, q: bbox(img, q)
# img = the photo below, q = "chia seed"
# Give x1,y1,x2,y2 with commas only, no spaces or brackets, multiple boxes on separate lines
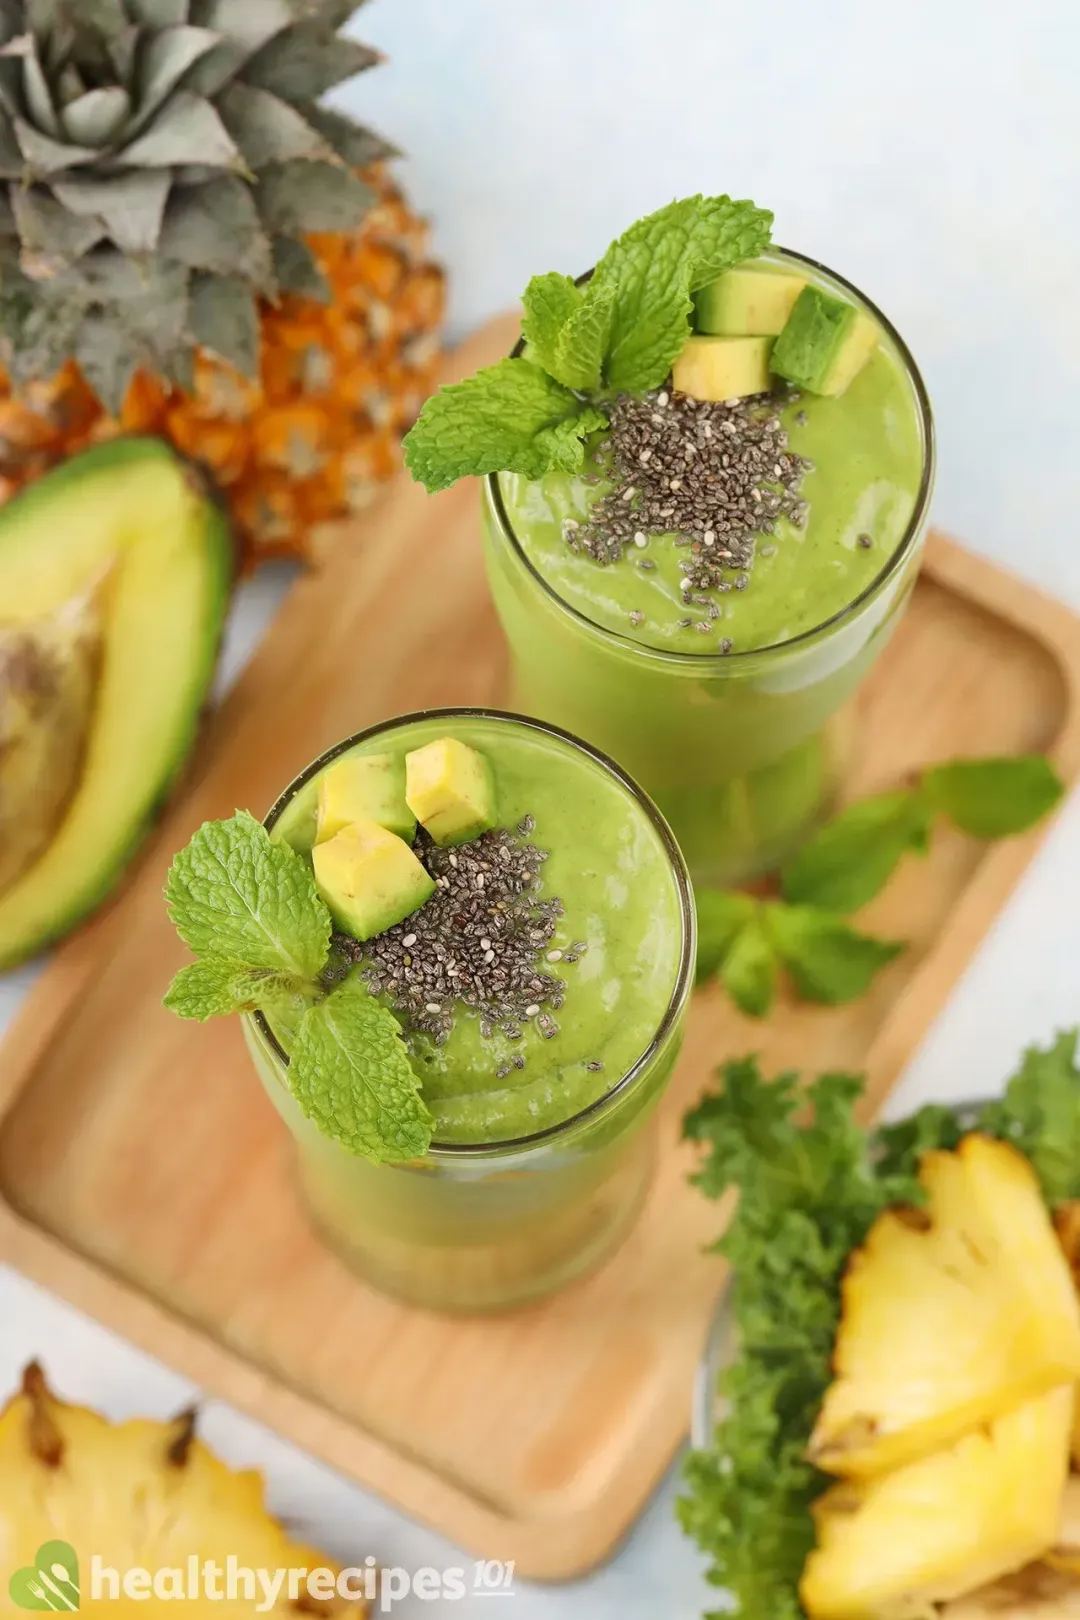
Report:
339,825,570,1062
858,532,874,549
567,386,810,622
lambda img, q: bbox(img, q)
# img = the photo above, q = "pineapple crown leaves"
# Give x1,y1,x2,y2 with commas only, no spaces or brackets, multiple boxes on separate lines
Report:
0,0,396,410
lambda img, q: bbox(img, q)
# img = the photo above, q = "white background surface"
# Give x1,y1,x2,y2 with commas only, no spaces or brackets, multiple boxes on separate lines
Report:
3,1,1080,1613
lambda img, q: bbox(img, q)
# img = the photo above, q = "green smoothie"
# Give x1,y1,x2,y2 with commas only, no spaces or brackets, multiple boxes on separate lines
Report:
500,329,922,655
480,249,933,885
267,711,687,1144
242,708,695,1311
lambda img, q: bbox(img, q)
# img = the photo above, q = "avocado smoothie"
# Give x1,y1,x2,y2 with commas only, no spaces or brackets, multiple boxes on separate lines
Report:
402,198,933,887
240,709,694,1312
482,248,933,884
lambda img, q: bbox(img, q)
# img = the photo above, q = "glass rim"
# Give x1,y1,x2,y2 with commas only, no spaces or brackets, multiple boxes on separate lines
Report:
485,244,937,669
253,704,697,1159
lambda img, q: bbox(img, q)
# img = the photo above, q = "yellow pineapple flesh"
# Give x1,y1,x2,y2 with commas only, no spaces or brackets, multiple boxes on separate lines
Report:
800,1385,1074,1619
810,1135,1080,1479
0,1364,369,1618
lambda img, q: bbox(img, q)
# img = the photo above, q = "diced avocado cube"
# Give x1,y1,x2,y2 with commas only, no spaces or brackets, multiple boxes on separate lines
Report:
672,335,774,404
316,752,416,844
771,286,880,396
312,819,435,942
405,738,497,847
693,266,808,336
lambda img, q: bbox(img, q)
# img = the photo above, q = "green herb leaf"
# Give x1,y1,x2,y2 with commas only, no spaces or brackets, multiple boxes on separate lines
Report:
979,1029,1080,1204
520,270,582,376
164,956,316,1021
289,973,434,1163
780,789,931,914
552,277,617,391
403,357,605,493
695,889,757,983
595,194,773,394
165,810,331,978
765,903,903,1004
872,1103,964,1183
679,1058,908,1620
922,754,1064,839
721,913,777,1018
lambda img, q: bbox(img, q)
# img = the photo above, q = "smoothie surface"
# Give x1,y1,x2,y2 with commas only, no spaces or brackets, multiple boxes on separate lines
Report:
498,289,925,656
269,715,687,1145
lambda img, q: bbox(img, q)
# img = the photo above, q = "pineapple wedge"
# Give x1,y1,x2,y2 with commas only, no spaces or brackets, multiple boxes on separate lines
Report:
810,1136,1080,1478
1054,1202,1080,1471
943,1565,1080,1616
0,1364,369,1617
800,1385,1074,1619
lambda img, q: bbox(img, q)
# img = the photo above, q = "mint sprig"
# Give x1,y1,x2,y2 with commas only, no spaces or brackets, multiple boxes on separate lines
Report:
698,752,1063,1018
404,193,773,494
290,975,433,1162
163,958,317,1021
594,194,774,394
402,357,607,494
163,812,432,1164
166,810,330,976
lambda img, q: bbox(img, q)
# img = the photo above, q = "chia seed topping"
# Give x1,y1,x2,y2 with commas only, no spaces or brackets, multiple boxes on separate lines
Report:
564,384,813,639
335,825,568,1058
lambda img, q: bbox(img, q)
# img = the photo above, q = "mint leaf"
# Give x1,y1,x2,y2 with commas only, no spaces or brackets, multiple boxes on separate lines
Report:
164,958,314,1021
532,403,609,472
165,958,251,1020
979,1030,1080,1204
696,889,756,983
165,810,331,978
289,973,433,1163
521,272,582,376
553,277,617,391
780,789,931,914
722,913,777,1018
403,358,602,493
595,194,773,393
922,754,1063,839
765,903,903,1004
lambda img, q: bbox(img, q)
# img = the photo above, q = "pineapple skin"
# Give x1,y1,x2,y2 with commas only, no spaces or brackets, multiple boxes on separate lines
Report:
810,1136,1080,1480
800,1385,1075,1620
0,1365,369,1618
0,171,444,572
942,1564,1080,1617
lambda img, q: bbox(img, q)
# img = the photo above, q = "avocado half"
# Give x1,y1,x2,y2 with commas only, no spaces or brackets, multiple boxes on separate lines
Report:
0,437,233,967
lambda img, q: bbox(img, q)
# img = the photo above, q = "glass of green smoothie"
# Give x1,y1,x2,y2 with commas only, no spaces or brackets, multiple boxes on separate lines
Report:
164,709,695,1314
406,202,936,887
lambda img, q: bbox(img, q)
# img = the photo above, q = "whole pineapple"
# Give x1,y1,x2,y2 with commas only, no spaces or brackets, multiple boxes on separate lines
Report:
0,0,444,567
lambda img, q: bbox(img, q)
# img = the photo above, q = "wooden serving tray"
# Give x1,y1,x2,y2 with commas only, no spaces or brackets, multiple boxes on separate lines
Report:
1,317,1079,1579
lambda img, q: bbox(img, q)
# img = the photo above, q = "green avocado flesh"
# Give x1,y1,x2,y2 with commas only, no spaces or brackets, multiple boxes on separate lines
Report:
0,438,232,967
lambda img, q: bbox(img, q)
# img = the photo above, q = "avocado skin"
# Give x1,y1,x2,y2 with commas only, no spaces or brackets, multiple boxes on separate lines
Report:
0,437,234,967
771,286,854,391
